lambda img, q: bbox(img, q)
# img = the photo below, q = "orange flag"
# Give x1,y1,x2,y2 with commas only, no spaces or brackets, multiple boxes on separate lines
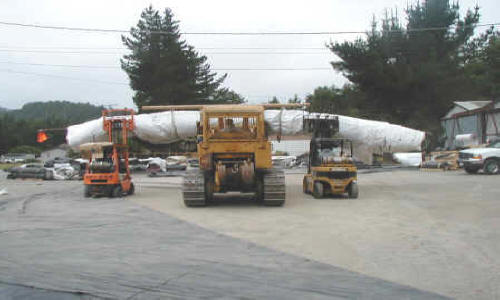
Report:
37,131,48,143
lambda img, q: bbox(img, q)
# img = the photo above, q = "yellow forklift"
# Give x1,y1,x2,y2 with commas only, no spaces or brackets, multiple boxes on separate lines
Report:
302,118,358,198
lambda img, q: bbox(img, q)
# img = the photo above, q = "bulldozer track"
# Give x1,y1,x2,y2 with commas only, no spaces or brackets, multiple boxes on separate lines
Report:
182,170,206,207
262,169,285,206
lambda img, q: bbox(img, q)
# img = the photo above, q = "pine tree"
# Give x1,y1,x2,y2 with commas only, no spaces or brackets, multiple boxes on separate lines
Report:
121,6,226,108
328,0,480,138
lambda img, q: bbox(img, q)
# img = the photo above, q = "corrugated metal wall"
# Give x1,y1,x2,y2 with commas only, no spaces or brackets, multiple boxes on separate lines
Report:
271,140,309,156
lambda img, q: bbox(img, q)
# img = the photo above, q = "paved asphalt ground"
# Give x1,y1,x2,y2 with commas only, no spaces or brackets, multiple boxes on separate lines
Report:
0,169,499,299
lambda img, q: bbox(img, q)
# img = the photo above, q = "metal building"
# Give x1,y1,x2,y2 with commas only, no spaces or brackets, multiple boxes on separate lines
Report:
441,101,500,149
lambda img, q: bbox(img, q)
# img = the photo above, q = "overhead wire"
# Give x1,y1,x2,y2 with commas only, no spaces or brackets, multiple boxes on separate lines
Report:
0,49,328,55
0,45,328,50
0,61,333,71
0,20,498,35
0,68,128,85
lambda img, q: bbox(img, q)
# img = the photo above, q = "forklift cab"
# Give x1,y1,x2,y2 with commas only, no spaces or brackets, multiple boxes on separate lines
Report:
304,138,358,199
80,142,133,197
309,138,353,170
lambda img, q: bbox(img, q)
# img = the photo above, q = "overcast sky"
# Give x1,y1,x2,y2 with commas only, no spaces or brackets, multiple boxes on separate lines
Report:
0,0,498,109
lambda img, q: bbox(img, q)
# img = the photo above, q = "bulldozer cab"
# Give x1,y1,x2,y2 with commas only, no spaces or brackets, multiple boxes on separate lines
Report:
200,106,264,141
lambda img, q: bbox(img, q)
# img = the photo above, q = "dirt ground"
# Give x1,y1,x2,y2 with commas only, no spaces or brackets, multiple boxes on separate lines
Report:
131,170,500,299
0,170,445,299
1,169,499,299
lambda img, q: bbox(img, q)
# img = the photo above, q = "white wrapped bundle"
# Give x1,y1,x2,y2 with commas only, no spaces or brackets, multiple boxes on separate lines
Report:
66,109,425,164
264,109,305,135
134,111,200,144
454,133,478,148
66,117,107,146
393,152,423,167
336,115,425,153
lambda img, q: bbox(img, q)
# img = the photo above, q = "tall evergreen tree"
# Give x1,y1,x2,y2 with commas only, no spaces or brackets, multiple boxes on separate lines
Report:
328,0,480,138
121,6,227,108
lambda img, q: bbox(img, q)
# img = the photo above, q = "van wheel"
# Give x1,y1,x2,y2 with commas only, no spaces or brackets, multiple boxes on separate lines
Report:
484,159,500,175
313,182,323,199
464,166,479,174
348,182,359,199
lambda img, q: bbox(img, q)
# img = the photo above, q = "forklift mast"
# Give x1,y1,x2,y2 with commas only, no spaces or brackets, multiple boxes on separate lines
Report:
102,109,135,145
303,116,339,139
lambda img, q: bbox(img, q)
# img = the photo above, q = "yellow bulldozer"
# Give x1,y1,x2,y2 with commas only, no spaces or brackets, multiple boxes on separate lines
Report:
142,104,306,207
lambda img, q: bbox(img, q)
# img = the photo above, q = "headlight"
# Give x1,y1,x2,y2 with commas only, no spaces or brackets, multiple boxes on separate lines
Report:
472,154,482,160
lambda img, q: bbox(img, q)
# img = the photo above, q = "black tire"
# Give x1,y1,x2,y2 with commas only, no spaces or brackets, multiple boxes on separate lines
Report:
111,185,122,198
127,182,135,195
348,182,359,199
7,173,15,179
44,170,53,180
313,182,323,199
464,166,480,174
84,185,91,198
204,175,214,204
256,175,264,202
303,177,310,194
483,159,500,175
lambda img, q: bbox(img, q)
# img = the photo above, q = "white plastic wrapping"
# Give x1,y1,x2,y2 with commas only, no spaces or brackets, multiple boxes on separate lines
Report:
264,109,305,135
66,109,425,164
134,111,200,144
454,133,478,148
393,152,422,167
66,117,108,146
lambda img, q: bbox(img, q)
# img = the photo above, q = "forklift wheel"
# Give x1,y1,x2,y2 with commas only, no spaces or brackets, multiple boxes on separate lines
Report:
112,185,122,198
303,177,310,194
127,183,135,195
348,182,359,199
313,182,323,199
84,185,91,198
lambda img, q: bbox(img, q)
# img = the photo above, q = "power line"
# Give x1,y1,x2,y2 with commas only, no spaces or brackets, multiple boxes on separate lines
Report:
0,61,118,69
0,49,123,54
0,45,328,50
0,49,328,55
0,61,332,71
216,67,332,71
0,68,128,85
0,20,498,35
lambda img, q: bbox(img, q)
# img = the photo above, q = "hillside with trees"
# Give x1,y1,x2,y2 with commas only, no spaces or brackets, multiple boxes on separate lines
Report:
0,101,104,155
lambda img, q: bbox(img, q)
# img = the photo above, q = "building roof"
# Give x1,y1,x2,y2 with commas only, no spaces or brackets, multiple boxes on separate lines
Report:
454,101,492,111
443,101,494,119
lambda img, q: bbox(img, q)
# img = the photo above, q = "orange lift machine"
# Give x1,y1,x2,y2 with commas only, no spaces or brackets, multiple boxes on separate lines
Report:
80,109,135,197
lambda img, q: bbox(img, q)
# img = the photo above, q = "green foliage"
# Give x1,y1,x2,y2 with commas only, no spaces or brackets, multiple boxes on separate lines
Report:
306,85,365,117
268,97,280,104
327,0,485,143
287,94,301,104
463,30,500,98
210,88,245,104
1,101,104,123
0,101,103,155
8,145,42,155
121,5,227,109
